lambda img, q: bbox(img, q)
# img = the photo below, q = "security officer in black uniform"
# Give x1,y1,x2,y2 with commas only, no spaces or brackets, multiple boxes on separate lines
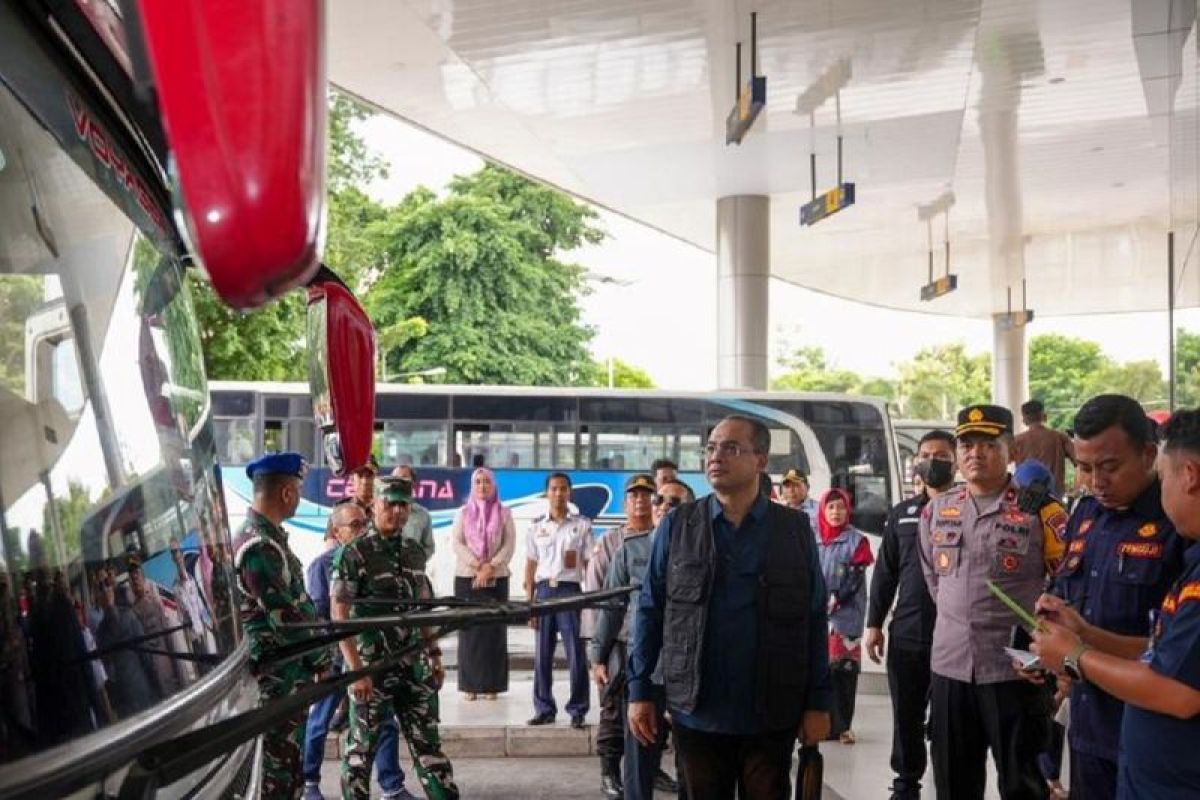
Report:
1047,394,1188,799
866,429,955,800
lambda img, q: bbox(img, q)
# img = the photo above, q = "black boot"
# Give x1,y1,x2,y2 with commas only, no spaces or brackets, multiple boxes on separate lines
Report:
600,758,624,800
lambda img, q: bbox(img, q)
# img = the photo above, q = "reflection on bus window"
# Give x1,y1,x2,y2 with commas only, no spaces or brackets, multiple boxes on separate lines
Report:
0,83,238,766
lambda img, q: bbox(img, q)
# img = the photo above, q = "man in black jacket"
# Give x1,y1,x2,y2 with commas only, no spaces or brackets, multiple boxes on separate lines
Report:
627,415,832,799
865,429,955,800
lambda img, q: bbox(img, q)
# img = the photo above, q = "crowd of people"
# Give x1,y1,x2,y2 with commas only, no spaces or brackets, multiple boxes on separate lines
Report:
0,523,230,764
230,396,1200,800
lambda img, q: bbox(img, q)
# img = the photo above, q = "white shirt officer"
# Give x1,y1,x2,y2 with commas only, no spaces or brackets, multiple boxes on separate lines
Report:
527,512,593,586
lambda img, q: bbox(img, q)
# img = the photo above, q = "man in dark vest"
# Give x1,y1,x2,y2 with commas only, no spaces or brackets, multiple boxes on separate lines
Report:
627,415,832,799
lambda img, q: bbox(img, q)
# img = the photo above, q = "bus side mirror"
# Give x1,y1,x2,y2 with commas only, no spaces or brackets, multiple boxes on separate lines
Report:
137,0,326,309
306,270,375,476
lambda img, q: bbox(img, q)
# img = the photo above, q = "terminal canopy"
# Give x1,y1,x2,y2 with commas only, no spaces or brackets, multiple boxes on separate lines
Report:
329,0,1200,318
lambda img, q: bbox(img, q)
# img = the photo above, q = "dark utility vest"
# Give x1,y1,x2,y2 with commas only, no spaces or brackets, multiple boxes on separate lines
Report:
660,496,814,731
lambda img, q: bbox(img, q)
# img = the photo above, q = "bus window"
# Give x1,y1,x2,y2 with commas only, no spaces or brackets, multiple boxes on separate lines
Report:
586,426,674,470
453,423,554,469
214,417,256,464
380,421,447,466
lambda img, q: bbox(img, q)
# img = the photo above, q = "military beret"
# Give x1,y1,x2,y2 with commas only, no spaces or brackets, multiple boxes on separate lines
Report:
624,474,655,493
955,404,1014,438
245,451,307,481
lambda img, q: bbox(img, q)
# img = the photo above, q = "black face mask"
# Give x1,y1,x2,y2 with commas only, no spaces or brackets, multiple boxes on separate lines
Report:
915,458,955,490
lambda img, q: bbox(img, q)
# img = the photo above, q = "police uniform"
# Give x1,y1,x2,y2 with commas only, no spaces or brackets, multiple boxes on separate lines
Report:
919,406,1066,800
1117,544,1200,797
331,479,458,800
867,491,937,799
527,505,593,722
232,452,331,799
1052,480,1186,799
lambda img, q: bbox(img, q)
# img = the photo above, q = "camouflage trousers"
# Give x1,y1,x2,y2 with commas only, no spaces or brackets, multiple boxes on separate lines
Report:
342,658,458,800
257,665,311,800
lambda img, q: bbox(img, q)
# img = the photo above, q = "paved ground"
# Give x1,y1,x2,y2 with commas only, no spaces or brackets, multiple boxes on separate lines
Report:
311,690,1014,799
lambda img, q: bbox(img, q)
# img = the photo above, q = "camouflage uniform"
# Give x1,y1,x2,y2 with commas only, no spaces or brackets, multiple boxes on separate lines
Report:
234,508,331,799
332,525,458,800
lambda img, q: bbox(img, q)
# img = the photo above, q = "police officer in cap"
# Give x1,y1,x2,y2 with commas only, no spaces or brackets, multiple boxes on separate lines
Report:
919,406,1066,800
233,452,331,799
866,429,955,800
1041,395,1187,799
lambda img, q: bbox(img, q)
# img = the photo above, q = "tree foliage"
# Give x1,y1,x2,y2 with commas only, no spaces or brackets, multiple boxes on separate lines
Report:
584,358,655,388
0,275,45,395
771,346,894,396
1176,329,1200,408
1029,334,1108,429
894,344,991,420
189,94,599,386
366,165,601,385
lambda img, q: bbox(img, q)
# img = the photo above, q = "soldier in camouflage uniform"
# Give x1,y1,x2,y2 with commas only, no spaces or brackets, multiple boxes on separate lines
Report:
332,476,458,800
233,452,332,799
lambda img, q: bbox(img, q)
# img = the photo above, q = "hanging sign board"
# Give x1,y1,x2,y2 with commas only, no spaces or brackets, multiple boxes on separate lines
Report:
800,182,855,226
920,274,959,301
726,75,767,144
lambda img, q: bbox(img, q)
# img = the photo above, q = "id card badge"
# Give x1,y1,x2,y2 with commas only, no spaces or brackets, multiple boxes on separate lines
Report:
1141,608,1160,664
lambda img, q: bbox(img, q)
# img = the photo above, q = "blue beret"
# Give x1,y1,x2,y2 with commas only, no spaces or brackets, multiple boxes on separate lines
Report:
246,451,307,481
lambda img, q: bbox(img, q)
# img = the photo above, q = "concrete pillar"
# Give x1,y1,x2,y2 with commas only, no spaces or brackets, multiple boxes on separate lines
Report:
716,195,769,390
992,318,1027,416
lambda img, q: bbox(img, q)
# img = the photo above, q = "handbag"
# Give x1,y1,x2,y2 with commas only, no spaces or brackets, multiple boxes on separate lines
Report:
795,743,824,800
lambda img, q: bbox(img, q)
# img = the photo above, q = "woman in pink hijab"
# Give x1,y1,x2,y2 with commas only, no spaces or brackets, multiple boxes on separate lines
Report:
450,468,516,699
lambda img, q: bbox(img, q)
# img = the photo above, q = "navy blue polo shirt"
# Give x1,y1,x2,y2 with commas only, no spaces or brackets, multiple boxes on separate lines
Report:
628,494,832,735
1052,481,1187,761
1118,543,1200,798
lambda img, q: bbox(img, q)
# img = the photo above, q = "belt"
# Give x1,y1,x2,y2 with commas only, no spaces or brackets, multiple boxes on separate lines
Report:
537,579,580,589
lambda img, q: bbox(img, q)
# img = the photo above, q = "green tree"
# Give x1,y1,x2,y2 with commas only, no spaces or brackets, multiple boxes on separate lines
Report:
770,346,894,396
0,275,45,395
1086,360,1168,409
1028,334,1108,429
584,358,655,388
894,343,991,420
365,165,601,384
191,92,395,380
1175,329,1200,407
41,480,93,567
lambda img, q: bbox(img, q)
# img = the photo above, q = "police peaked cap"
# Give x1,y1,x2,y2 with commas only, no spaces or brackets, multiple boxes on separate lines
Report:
245,451,307,480
625,474,655,493
780,468,808,485
955,404,1014,438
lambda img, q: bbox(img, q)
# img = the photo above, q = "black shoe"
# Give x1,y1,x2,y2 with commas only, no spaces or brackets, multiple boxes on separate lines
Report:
526,712,555,726
600,771,623,800
570,715,586,729
653,768,679,793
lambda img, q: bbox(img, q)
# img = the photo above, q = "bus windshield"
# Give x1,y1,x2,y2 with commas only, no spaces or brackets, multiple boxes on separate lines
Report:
0,56,238,773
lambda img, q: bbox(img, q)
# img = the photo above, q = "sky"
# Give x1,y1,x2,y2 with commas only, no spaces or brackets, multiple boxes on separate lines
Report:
358,114,1199,392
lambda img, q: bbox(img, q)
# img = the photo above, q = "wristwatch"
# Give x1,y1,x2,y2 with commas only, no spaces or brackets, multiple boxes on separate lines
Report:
1063,642,1091,681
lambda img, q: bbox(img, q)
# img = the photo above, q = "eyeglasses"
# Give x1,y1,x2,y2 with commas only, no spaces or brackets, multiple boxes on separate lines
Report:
340,518,367,530
702,441,754,458
652,494,683,508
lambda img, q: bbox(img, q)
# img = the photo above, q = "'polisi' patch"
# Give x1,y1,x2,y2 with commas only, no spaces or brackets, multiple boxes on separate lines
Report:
1116,541,1163,560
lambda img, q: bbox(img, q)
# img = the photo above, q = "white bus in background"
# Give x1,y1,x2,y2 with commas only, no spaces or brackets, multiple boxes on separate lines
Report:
210,382,904,595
